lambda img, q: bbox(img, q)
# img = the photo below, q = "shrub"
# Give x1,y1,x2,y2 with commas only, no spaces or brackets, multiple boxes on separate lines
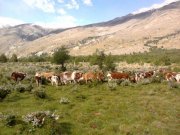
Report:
34,90,47,99
107,80,117,90
23,111,59,127
5,115,16,127
15,84,26,93
25,84,33,92
138,79,151,85
120,80,131,86
150,76,163,83
0,86,11,100
9,54,18,62
168,80,180,89
59,97,70,104
0,54,8,63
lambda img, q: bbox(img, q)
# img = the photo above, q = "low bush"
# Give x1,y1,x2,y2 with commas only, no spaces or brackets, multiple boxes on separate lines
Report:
168,80,180,89
25,84,33,92
107,80,117,90
0,86,11,100
150,76,163,83
59,97,70,104
23,111,59,127
138,79,151,85
120,80,132,86
15,84,26,93
34,89,47,99
5,115,16,127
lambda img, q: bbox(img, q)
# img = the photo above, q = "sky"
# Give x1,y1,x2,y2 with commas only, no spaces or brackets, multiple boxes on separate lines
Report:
0,0,179,28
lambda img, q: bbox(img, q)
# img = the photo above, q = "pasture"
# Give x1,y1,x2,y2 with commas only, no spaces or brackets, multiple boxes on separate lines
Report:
0,62,179,135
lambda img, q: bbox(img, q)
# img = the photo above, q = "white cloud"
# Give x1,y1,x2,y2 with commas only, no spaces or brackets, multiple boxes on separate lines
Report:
22,0,55,13
133,0,180,14
36,15,77,28
57,0,64,3
57,8,66,15
82,0,93,6
0,16,25,28
0,15,77,29
66,0,79,10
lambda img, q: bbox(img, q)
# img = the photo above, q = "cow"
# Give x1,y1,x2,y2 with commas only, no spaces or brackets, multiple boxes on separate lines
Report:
11,72,26,83
35,72,42,86
107,72,129,82
41,72,55,81
60,71,83,85
165,72,177,81
175,73,180,82
80,71,104,84
135,71,155,82
51,75,60,86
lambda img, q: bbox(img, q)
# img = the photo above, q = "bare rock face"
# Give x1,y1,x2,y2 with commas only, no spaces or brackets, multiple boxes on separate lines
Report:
0,1,180,57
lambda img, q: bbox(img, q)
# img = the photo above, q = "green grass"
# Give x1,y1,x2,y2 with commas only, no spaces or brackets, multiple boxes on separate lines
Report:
0,82,179,135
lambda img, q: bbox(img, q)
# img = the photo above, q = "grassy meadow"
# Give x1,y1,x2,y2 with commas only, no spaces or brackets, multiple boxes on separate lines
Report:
0,62,179,135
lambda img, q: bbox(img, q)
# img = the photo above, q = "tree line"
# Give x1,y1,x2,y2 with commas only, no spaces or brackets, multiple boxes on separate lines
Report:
1,47,180,71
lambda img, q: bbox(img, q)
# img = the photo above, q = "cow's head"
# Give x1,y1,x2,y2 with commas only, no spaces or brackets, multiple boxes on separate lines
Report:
107,73,112,81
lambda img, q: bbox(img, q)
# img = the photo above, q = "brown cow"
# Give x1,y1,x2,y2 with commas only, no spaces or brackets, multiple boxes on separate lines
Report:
40,72,55,81
107,72,129,82
11,72,26,83
80,71,104,84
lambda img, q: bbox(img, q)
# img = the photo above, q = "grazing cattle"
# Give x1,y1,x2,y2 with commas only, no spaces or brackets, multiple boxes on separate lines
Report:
60,71,83,85
143,71,155,78
165,72,177,81
11,72,26,83
129,76,136,83
135,71,155,82
51,75,60,86
135,72,144,82
35,72,42,86
41,72,55,81
107,72,129,82
175,73,180,82
80,71,104,84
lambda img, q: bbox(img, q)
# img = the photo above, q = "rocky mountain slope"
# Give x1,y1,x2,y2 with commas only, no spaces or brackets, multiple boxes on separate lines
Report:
0,1,180,57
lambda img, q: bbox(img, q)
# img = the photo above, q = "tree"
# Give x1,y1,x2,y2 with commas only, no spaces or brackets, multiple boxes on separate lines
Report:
0,54,8,63
10,54,18,62
90,50,116,71
52,46,70,71
104,53,116,71
90,49,105,70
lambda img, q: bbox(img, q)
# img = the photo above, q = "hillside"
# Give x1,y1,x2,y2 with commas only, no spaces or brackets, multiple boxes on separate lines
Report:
0,1,180,57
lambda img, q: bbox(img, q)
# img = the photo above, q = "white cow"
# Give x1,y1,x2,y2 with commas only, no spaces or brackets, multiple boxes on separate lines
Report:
51,75,59,86
175,73,180,82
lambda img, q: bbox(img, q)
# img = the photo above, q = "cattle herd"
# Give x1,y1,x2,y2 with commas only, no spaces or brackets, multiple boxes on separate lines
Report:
10,68,180,87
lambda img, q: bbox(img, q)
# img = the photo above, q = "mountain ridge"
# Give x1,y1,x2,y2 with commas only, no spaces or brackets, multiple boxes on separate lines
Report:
0,1,180,57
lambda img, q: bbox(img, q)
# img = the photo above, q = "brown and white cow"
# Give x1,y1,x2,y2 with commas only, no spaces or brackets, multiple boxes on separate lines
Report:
35,72,42,86
165,72,177,81
80,71,104,84
59,71,83,85
40,72,55,81
135,71,155,82
107,72,129,82
11,72,27,83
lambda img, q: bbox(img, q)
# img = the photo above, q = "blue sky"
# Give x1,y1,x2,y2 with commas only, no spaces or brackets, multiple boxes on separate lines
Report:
0,0,179,28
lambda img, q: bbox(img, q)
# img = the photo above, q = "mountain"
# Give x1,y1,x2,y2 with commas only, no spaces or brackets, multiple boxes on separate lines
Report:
0,1,180,57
